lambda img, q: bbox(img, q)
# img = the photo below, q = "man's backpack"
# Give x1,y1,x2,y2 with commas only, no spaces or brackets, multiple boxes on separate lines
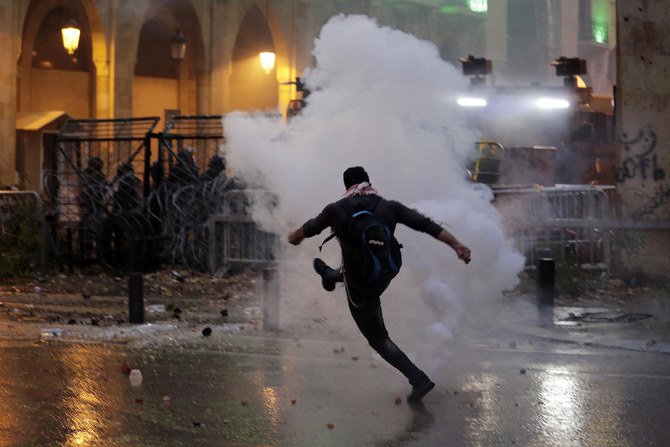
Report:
339,198,402,287
346,210,402,286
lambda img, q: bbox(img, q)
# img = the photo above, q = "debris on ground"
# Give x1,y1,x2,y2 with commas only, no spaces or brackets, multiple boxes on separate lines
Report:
0,268,263,329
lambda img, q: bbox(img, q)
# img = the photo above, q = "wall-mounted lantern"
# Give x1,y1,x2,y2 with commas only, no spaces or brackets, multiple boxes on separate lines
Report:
61,17,81,54
171,29,187,61
259,50,276,73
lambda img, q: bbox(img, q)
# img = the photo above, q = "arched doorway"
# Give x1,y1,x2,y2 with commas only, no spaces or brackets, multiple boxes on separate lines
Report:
133,0,205,128
229,5,279,113
18,0,94,118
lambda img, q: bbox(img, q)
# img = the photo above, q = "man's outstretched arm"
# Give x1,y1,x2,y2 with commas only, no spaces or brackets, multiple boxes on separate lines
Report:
288,226,306,245
437,229,471,264
288,203,338,246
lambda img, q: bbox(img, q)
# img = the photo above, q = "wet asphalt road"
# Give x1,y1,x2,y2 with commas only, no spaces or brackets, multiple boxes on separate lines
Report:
1,328,669,447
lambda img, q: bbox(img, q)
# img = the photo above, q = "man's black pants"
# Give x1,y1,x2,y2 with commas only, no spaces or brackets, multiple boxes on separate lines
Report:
346,286,430,387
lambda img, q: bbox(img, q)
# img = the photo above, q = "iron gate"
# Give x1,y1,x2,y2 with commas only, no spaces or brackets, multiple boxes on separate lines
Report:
45,117,159,267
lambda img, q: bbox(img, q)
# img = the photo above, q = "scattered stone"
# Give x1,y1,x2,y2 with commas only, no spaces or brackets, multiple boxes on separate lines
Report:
326,423,335,430
291,400,297,405
171,271,185,283
121,363,132,375
193,422,202,427
162,396,171,403
244,307,261,316
519,369,527,375
220,309,229,317
394,397,402,405
351,356,359,361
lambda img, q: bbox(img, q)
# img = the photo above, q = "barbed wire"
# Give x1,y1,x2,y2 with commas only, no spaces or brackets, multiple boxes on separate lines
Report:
41,163,245,271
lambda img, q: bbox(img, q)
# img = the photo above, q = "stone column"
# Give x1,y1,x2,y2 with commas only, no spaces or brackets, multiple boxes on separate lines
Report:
196,69,211,115
113,10,135,118
485,0,508,71
615,0,670,280
94,59,112,119
0,3,18,185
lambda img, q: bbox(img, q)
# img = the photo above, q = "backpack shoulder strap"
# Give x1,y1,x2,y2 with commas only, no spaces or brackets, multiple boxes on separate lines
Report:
318,232,337,252
317,196,382,251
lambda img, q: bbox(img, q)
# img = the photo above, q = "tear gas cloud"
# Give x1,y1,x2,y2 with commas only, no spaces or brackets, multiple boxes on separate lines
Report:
223,15,525,374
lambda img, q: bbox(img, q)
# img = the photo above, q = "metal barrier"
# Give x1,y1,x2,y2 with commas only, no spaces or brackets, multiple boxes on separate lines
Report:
0,191,47,269
45,117,160,264
493,185,616,269
207,190,279,274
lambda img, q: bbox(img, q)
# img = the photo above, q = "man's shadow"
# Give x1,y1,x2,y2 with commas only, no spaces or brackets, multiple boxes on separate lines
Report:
376,401,436,446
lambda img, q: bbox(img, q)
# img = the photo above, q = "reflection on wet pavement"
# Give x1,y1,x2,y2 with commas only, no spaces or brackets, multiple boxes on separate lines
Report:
0,334,667,446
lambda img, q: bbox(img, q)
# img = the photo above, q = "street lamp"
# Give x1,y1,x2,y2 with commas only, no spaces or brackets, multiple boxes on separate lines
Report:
259,50,275,73
61,17,81,55
171,29,187,61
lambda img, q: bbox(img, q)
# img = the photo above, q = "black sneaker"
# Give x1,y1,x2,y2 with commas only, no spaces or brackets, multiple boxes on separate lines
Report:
407,380,435,403
313,258,340,292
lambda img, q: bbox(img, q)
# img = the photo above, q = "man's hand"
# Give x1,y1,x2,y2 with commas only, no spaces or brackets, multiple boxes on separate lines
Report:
288,227,305,246
455,244,471,264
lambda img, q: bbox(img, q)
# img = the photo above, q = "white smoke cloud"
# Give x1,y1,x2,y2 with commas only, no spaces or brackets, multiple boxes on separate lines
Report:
223,14,525,377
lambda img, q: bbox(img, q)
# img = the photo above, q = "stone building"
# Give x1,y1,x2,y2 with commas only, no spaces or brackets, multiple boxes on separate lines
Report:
5,1,667,279
0,0,617,188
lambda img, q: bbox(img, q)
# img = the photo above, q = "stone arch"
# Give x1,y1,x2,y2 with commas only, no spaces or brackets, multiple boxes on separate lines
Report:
229,3,282,113
263,2,293,117
18,0,107,117
133,0,207,124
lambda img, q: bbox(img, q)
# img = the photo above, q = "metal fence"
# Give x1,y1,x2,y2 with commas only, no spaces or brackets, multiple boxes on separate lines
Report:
207,190,280,274
45,117,159,264
41,115,229,271
493,185,616,269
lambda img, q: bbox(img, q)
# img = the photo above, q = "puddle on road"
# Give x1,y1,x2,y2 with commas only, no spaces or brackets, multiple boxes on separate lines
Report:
555,306,653,325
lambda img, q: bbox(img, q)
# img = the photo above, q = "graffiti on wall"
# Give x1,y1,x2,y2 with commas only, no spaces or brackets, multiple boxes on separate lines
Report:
629,184,670,220
617,129,666,183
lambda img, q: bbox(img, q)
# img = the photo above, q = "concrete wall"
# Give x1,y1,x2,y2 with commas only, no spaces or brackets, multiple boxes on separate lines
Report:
616,0,670,280
30,69,90,119
132,76,178,128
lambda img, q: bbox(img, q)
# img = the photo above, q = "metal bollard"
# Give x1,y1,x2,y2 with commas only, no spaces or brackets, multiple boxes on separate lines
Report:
537,258,555,324
128,273,144,324
262,267,280,331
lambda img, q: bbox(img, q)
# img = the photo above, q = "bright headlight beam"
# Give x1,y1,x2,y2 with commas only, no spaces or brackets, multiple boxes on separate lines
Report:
536,98,570,109
458,97,488,107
